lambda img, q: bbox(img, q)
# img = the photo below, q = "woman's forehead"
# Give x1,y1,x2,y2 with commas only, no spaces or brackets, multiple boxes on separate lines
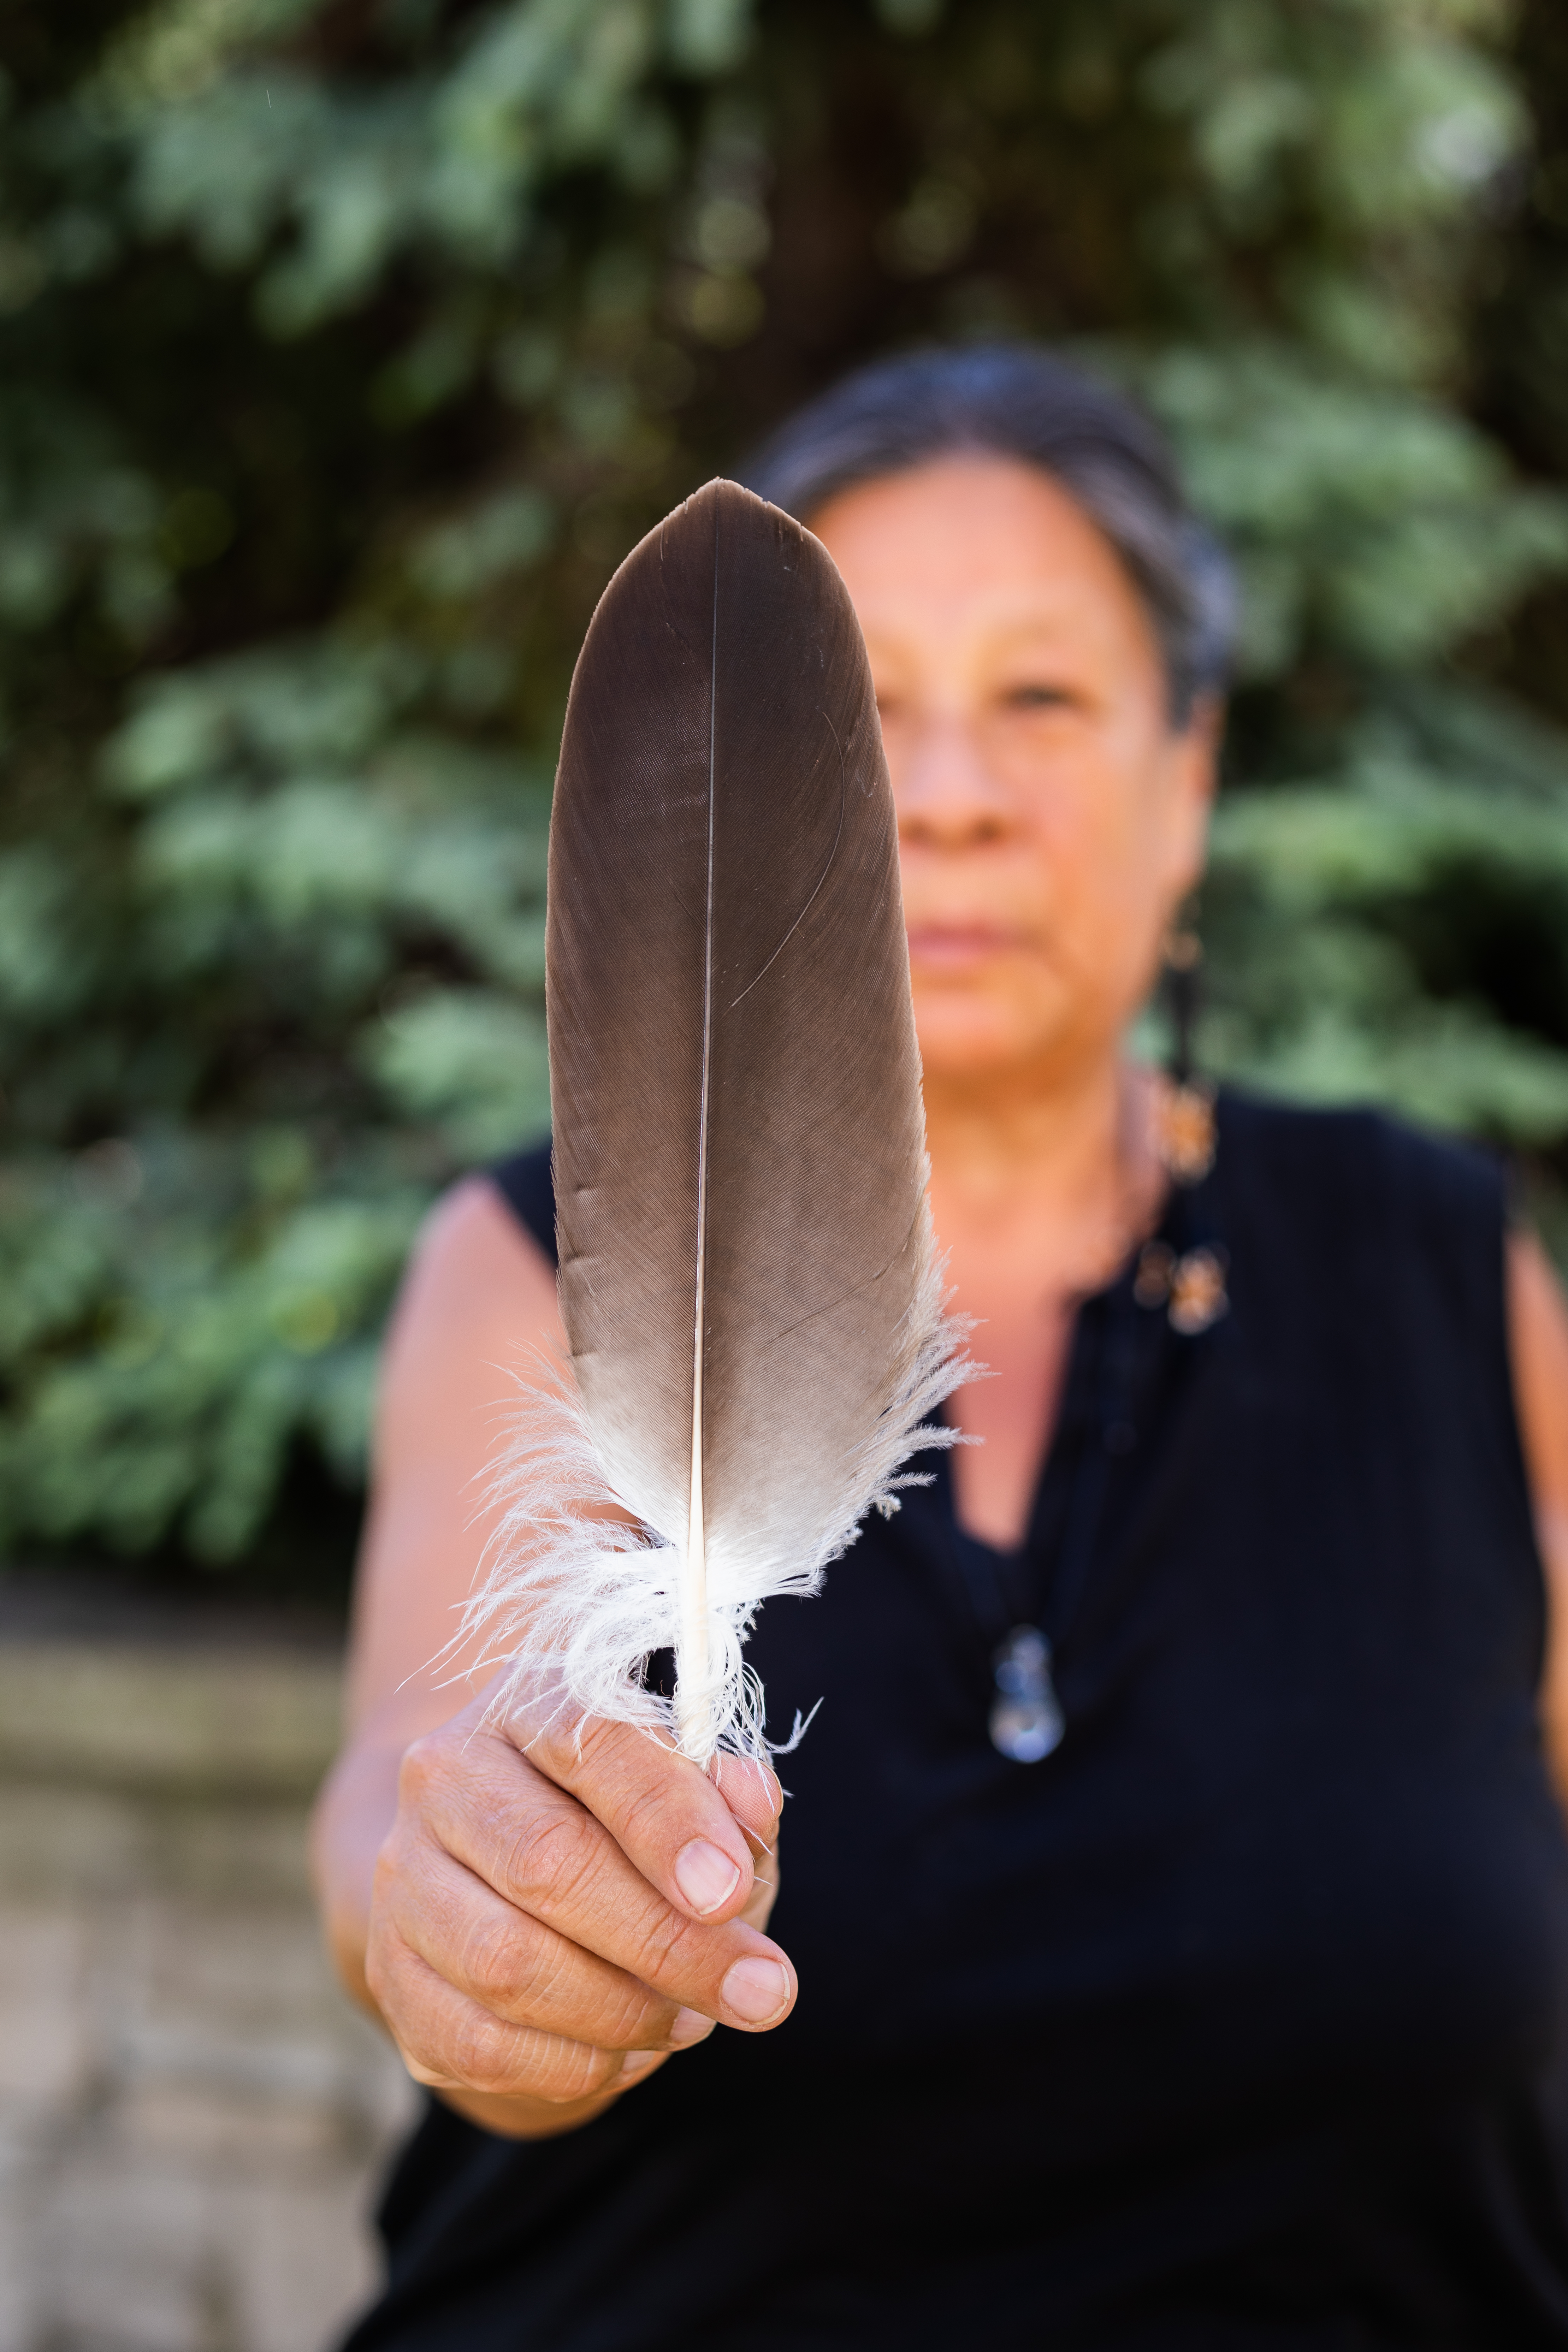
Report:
818,458,1142,598
813,460,1160,675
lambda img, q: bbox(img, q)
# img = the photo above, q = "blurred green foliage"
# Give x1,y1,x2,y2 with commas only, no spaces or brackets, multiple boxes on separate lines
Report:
3,0,1568,1585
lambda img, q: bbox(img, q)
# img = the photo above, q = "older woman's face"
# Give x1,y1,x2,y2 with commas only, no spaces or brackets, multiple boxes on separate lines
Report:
810,455,1218,1086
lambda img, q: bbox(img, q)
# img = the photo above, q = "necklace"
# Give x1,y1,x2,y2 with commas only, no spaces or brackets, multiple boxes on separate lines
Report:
981,1075,1224,1763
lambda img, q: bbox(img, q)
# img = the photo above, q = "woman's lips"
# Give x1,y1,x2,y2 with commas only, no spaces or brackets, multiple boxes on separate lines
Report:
905,923,1028,971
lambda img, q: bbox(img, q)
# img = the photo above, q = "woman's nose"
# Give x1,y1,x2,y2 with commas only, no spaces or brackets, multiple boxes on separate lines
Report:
894,715,1012,847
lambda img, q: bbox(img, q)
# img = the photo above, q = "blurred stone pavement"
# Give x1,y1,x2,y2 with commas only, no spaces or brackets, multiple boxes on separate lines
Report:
0,1581,417,2352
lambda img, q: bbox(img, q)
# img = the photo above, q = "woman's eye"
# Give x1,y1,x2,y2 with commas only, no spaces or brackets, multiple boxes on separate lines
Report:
1002,683,1073,712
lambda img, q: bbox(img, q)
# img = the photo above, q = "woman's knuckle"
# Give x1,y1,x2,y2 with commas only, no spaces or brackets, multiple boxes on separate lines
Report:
578,2045,623,2098
598,1982,664,2050
623,1907,702,1986
445,2010,516,2096
461,1916,538,2010
617,1774,683,1852
458,1929,513,2007
389,1995,465,2080
503,1808,597,1906
397,1734,446,1807
523,1713,582,1779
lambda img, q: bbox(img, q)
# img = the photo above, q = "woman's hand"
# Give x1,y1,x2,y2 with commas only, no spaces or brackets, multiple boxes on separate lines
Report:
353,1678,791,2138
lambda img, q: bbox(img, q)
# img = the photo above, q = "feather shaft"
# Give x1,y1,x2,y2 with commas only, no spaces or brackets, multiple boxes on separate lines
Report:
679,540,722,1752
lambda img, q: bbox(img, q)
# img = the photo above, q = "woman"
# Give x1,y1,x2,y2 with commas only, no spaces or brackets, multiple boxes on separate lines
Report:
315,347,1568,2347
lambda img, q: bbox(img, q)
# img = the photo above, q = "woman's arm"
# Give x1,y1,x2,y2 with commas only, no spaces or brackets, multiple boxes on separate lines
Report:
310,1177,793,2139
1508,1228,1568,1806
313,1177,554,2016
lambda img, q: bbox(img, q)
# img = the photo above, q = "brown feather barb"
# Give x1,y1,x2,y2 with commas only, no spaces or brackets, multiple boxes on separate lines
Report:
470,479,970,1763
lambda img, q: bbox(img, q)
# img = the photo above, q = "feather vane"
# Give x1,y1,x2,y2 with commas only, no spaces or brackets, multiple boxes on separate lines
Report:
465,480,970,1763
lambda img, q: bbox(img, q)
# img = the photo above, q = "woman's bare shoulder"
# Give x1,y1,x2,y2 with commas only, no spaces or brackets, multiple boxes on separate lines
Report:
1508,1230,1568,1805
1510,1228,1568,1521
391,1173,556,1338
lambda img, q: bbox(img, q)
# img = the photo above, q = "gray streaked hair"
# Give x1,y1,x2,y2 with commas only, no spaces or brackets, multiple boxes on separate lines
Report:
742,344,1234,726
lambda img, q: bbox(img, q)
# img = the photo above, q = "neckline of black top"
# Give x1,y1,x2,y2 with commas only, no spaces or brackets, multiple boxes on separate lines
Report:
932,1118,1225,1660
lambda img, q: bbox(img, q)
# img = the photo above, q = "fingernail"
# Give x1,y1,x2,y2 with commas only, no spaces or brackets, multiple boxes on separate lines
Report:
721,1955,792,2025
668,2007,715,2048
674,1839,741,1916
619,2050,659,2080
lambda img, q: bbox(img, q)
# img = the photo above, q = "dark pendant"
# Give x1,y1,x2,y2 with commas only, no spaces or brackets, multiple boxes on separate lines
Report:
989,1624,1064,1762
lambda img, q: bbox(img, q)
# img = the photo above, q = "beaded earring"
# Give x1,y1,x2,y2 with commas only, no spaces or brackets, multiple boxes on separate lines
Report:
1155,921,1216,1185
1141,916,1227,1338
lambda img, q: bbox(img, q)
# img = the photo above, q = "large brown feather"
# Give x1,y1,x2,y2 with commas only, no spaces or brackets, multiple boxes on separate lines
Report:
488,479,966,1758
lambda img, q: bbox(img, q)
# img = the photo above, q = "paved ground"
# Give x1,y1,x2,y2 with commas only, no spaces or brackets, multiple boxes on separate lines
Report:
0,1584,416,2352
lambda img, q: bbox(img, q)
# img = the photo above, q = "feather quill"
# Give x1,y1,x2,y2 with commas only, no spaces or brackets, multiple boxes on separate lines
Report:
465,479,970,1764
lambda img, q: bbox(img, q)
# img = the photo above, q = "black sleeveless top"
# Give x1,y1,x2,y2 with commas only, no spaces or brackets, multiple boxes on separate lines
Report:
345,1092,1568,2350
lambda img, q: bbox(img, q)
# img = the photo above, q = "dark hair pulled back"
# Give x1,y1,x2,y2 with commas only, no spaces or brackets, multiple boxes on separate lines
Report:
742,344,1234,726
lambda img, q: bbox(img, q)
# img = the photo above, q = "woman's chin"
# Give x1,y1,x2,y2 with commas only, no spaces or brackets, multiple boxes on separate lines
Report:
907,949,1070,1070
914,1006,1062,1083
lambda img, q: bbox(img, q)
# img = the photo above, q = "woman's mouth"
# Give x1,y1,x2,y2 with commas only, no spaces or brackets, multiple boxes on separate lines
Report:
905,922,1027,972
